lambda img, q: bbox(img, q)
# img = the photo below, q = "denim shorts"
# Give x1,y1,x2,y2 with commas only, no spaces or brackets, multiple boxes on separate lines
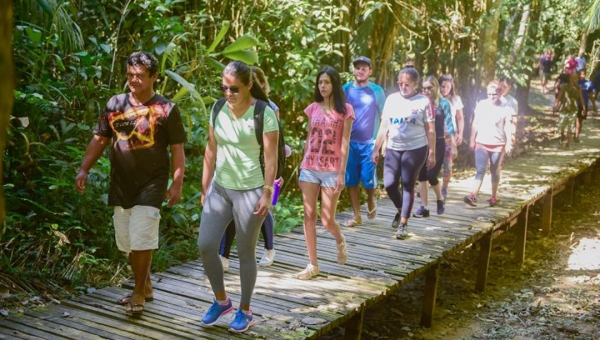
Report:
299,169,338,188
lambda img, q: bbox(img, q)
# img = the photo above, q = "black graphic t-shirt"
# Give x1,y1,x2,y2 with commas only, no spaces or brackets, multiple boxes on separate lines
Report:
94,93,187,209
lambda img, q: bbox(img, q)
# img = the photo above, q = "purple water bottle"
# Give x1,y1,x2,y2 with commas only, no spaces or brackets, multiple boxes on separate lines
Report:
271,180,281,205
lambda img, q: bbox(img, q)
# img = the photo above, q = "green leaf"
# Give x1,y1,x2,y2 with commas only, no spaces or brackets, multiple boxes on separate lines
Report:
222,50,258,65
24,26,42,45
207,21,231,54
52,55,66,71
171,86,189,102
206,57,226,71
221,34,260,54
165,70,202,101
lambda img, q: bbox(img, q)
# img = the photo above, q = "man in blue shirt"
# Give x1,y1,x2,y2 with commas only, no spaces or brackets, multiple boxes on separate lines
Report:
343,56,386,227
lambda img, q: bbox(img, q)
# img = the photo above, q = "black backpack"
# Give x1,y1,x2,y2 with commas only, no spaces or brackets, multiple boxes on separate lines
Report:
211,98,286,179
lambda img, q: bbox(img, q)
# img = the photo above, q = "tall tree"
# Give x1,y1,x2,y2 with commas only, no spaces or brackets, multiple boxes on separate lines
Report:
0,0,13,225
477,0,504,89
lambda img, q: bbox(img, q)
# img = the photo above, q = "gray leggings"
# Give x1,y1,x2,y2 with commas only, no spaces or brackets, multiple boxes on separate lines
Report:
197,181,264,307
474,143,505,183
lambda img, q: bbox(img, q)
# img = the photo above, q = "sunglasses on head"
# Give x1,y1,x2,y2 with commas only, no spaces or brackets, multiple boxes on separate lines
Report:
220,84,240,94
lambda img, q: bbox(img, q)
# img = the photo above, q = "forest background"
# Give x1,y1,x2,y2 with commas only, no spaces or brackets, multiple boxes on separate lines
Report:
1,0,600,296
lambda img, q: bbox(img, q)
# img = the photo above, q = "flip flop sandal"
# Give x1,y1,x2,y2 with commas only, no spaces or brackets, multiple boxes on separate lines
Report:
126,301,144,316
344,219,362,227
367,204,378,220
117,293,154,305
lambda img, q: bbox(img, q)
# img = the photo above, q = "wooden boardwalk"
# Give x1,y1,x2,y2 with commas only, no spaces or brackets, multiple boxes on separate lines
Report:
2,117,600,339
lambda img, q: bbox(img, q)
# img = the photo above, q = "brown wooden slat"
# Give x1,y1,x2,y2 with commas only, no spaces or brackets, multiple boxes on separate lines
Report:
1,122,599,339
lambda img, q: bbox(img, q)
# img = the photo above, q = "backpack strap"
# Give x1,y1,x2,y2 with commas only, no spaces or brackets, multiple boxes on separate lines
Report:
211,97,228,127
253,100,268,177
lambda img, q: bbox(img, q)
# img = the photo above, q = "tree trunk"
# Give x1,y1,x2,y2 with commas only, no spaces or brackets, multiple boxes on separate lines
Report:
579,30,588,56
0,0,14,225
477,0,503,89
511,3,530,59
515,0,541,115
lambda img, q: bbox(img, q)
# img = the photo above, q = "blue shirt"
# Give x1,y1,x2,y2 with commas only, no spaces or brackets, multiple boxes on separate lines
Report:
343,81,386,143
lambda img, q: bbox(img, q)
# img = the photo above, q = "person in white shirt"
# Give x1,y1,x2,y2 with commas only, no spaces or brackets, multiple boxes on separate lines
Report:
463,81,515,207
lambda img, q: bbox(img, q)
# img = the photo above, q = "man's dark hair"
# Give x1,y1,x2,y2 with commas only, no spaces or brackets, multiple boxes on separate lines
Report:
127,51,159,76
499,77,512,86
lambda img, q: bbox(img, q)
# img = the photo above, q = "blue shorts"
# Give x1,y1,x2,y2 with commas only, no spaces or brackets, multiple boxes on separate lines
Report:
345,141,377,188
299,169,338,188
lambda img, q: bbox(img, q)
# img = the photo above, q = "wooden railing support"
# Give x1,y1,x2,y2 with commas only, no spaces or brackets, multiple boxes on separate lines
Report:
515,205,529,265
542,190,553,235
344,308,365,340
475,233,492,293
420,263,440,328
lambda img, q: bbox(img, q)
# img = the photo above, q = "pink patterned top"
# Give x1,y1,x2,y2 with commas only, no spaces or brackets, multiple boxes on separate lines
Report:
301,102,355,172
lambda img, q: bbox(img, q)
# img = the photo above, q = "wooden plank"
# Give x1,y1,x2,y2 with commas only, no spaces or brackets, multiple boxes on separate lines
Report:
0,326,46,340
2,312,100,340
420,263,440,328
475,233,492,293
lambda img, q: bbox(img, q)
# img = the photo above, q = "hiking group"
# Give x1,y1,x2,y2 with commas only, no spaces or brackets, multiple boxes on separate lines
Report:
75,50,595,333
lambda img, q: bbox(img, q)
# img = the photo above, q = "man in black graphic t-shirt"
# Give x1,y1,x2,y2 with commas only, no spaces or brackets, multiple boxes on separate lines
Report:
75,51,186,316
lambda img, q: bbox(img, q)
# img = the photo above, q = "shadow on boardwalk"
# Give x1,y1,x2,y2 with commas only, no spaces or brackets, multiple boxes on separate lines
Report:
2,88,600,339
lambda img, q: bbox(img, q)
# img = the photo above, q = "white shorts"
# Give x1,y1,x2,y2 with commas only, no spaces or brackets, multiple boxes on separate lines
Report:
113,206,161,253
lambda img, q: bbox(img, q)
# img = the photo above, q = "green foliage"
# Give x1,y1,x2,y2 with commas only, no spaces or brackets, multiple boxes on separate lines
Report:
6,0,595,293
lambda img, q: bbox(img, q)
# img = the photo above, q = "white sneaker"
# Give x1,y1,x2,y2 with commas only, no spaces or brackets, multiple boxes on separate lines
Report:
296,263,319,280
220,255,229,272
258,249,276,267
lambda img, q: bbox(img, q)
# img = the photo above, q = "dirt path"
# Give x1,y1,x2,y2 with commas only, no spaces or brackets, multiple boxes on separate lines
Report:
323,80,600,340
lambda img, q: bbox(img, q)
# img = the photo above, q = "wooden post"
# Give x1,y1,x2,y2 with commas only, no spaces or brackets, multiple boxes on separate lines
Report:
582,169,592,185
344,309,364,340
475,233,492,292
565,179,574,205
542,190,553,235
420,263,440,327
515,205,529,265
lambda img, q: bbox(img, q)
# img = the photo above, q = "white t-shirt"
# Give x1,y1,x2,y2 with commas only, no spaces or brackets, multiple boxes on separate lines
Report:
447,95,464,134
503,94,519,116
472,99,513,146
382,92,434,151
575,56,586,72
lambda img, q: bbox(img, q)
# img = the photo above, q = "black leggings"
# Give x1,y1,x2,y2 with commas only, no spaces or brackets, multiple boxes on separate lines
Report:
220,211,274,258
383,146,428,218
417,138,445,186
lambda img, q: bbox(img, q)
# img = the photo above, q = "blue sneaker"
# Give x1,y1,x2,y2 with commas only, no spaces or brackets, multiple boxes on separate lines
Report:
413,206,430,218
201,298,233,326
229,309,255,333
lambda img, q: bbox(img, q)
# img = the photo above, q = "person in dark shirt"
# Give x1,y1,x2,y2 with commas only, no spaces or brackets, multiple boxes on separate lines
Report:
75,51,186,316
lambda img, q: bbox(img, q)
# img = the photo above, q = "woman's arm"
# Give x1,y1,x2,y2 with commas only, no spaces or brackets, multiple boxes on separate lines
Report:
424,118,436,169
455,108,464,145
504,112,515,155
201,126,217,205
255,129,279,215
372,118,389,164
336,117,353,192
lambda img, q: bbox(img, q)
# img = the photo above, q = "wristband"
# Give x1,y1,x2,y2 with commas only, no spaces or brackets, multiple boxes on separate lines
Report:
263,185,274,194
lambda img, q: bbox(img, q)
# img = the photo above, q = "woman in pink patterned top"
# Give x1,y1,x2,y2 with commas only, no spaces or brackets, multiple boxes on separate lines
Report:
297,66,355,280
